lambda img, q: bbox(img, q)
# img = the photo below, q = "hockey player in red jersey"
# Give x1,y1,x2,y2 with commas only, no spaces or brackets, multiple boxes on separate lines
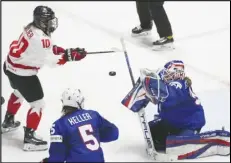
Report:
1,6,87,151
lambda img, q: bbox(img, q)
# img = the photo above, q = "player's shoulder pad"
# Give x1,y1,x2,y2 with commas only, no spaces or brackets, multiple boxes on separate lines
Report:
53,115,69,129
85,109,97,114
168,80,184,89
86,109,101,119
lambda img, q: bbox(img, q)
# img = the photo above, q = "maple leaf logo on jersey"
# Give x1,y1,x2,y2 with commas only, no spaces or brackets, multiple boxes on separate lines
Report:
169,81,182,89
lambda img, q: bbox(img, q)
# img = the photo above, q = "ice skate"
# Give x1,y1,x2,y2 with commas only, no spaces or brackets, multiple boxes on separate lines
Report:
131,25,152,37
1,112,21,134
23,126,48,151
152,36,175,51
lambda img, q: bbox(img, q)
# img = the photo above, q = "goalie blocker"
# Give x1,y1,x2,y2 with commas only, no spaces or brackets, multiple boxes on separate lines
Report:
121,69,230,160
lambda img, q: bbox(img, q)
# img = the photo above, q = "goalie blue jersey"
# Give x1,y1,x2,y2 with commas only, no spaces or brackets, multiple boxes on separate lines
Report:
157,80,206,130
122,79,206,130
47,109,119,162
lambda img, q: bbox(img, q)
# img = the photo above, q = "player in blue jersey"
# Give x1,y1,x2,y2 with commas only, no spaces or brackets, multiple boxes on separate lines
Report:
122,60,230,160
41,88,119,162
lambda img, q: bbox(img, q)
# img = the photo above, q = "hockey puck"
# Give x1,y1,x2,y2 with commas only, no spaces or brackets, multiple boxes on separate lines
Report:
109,71,116,76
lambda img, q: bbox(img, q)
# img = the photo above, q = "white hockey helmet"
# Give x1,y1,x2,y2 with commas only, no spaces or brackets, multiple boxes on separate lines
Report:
61,88,85,109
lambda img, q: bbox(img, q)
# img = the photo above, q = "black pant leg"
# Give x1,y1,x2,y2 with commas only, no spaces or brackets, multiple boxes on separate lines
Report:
149,120,169,151
3,62,17,89
16,75,44,103
149,1,173,38
4,67,44,103
136,1,152,29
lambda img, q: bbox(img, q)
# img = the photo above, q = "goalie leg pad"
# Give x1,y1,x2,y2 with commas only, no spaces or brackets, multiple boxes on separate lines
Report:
166,130,230,160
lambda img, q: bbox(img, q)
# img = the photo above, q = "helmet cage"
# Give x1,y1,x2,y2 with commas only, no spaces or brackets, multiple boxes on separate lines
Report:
162,63,185,83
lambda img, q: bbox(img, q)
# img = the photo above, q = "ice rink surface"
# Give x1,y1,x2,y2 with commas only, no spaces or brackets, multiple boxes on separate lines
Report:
1,1,230,162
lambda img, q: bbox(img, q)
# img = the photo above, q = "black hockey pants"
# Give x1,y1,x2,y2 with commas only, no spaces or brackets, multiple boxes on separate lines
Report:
136,1,173,38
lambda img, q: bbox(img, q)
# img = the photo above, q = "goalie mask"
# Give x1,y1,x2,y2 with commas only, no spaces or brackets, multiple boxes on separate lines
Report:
61,88,85,114
160,60,185,83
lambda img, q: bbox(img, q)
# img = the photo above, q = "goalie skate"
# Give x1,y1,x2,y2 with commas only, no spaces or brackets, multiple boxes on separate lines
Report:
23,127,48,151
1,112,21,134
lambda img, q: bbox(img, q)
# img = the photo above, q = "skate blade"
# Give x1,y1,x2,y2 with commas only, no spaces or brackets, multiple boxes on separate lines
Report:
152,43,175,51
1,125,20,134
131,31,152,37
23,143,48,151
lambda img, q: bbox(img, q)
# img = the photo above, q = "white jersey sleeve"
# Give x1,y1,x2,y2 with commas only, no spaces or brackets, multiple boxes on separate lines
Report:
5,25,63,76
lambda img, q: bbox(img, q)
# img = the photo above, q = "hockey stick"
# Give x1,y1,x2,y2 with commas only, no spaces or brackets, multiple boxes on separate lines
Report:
87,47,122,55
120,37,156,158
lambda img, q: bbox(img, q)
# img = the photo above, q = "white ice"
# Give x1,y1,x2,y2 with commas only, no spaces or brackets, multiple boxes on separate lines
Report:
2,1,230,162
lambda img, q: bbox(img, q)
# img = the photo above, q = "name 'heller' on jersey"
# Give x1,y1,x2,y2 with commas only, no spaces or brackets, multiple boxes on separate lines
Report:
68,113,92,125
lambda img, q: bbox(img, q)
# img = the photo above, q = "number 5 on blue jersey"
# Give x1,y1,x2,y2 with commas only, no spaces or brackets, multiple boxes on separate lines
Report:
47,110,119,162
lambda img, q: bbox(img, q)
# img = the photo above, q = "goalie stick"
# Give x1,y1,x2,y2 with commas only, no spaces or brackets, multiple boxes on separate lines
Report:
119,37,155,157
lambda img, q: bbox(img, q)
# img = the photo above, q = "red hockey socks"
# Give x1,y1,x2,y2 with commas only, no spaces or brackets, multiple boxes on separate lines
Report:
7,92,23,115
26,108,42,130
